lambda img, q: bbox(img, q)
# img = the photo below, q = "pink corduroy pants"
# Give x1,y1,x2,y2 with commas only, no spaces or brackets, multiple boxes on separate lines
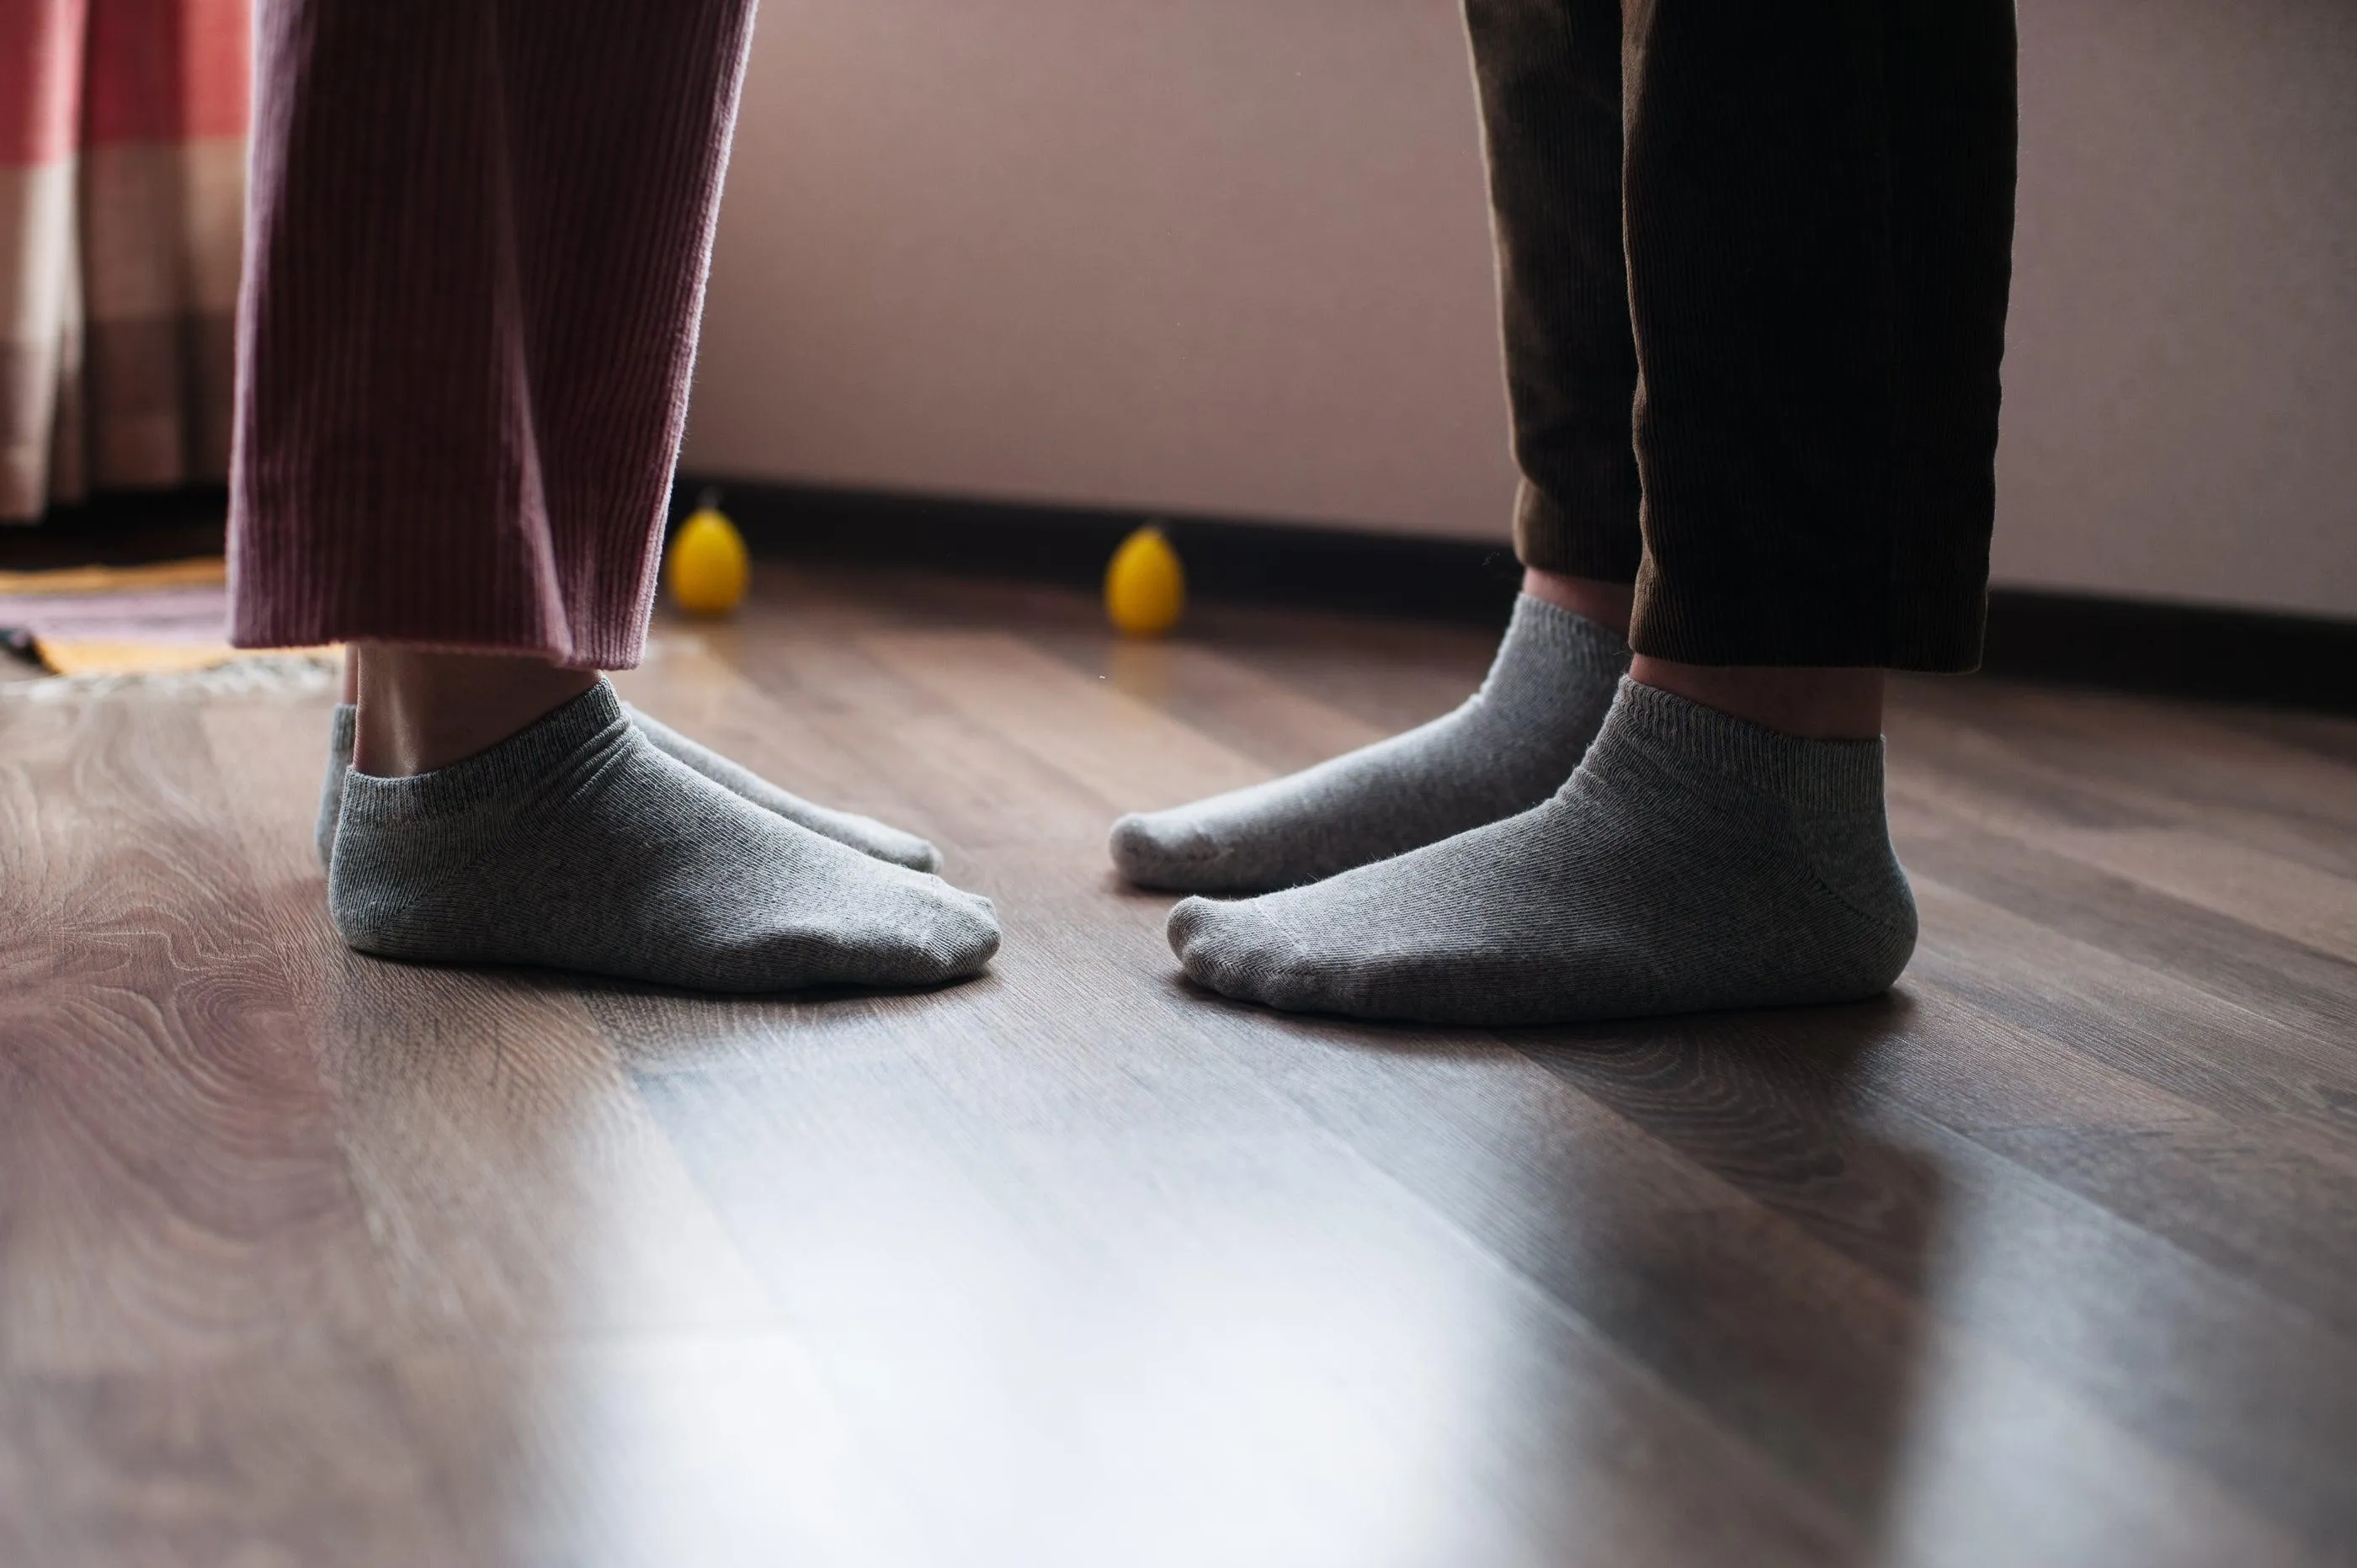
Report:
227,0,757,670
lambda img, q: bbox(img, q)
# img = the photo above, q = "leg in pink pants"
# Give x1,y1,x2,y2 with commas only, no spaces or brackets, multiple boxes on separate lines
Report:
236,0,1001,996
228,0,754,668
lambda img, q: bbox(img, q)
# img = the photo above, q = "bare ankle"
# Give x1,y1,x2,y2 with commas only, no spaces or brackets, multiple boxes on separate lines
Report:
354,646,601,776
1521,567,1635,640
1628,656,1884,741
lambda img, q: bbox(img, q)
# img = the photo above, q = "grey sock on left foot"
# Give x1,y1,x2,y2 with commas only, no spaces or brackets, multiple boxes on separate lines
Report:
314,699,939,873
1168,679,1918,1026
331,683,997,991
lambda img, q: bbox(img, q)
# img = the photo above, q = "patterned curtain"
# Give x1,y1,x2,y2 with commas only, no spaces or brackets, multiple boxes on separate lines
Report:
1,0,249,523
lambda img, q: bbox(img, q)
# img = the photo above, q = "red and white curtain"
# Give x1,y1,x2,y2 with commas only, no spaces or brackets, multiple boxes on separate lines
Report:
2,0,249,523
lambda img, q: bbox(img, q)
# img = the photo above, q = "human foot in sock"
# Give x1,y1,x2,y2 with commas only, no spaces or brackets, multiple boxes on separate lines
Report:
1167,679,1916,1026
315,701,939,872
1109,593,1630,893
330,683,998,991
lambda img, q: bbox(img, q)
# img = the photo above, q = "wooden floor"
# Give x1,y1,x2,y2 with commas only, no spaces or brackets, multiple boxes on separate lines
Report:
3,565,2354,1568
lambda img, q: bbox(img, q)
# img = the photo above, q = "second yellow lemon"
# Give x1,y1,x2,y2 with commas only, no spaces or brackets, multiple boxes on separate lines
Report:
667,503,749,616
1104,524,1185,637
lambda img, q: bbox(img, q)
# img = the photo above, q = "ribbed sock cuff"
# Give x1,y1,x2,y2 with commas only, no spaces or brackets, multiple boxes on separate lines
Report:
1586,678,1886,816
1490,593,1635,691
341,681,627,822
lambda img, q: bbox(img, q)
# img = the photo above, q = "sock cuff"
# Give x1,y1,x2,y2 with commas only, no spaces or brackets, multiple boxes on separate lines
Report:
342,680,628,822
1593,678,1886,816
328,701,356,750
1486,593,1635,696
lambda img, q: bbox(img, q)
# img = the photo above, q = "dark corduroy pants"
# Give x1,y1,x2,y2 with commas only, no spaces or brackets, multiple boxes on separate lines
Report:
1470,0,2018,669
229,0,757,669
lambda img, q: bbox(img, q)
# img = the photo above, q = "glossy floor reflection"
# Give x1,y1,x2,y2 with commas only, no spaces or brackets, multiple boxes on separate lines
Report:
2,566,2353,1566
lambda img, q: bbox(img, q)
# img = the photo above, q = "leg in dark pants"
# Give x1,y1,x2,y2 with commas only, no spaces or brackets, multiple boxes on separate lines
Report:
1481,0,2018,669
1462,0,1646,587
1137,0,2019,1025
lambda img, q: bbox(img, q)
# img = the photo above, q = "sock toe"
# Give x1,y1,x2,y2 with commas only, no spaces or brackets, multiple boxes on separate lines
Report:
1164,894,1219,957
1167,895,1293,1002
848,919,992,988
865,823,943,874
1110,813,1222,886
923,888,1002,981
902,838,944,875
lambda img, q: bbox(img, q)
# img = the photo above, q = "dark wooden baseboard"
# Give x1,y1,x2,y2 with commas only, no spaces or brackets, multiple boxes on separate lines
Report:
1977,589,2357,713
683,477,1528,625
8,480,2348,715
2,486,228,571
687,476,2357,715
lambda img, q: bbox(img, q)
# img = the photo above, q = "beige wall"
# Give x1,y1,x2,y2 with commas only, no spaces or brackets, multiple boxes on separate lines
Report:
1996,0,2357,618
685,0,2357,619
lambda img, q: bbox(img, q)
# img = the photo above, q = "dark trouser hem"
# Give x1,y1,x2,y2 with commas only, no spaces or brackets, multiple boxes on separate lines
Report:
1631,576,1988,672
1511,480,1643,583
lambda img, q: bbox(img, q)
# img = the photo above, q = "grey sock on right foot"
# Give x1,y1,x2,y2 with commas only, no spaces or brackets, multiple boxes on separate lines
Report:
1109,593,1630,892
331,683,997,992
1168,680,1917,1026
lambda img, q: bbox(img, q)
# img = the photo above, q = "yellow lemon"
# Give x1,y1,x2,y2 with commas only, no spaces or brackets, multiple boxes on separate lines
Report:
1104,524,1185,637
667,503,749,616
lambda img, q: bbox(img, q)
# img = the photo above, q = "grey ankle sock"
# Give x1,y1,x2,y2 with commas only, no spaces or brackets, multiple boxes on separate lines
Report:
329,683,998,992
317,702,356,870
1109,594,1631,892
315,700,939,873
1167,679,1917,1026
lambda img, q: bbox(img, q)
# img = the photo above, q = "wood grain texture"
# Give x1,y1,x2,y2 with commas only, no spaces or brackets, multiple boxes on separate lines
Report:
3,563,2354,1566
